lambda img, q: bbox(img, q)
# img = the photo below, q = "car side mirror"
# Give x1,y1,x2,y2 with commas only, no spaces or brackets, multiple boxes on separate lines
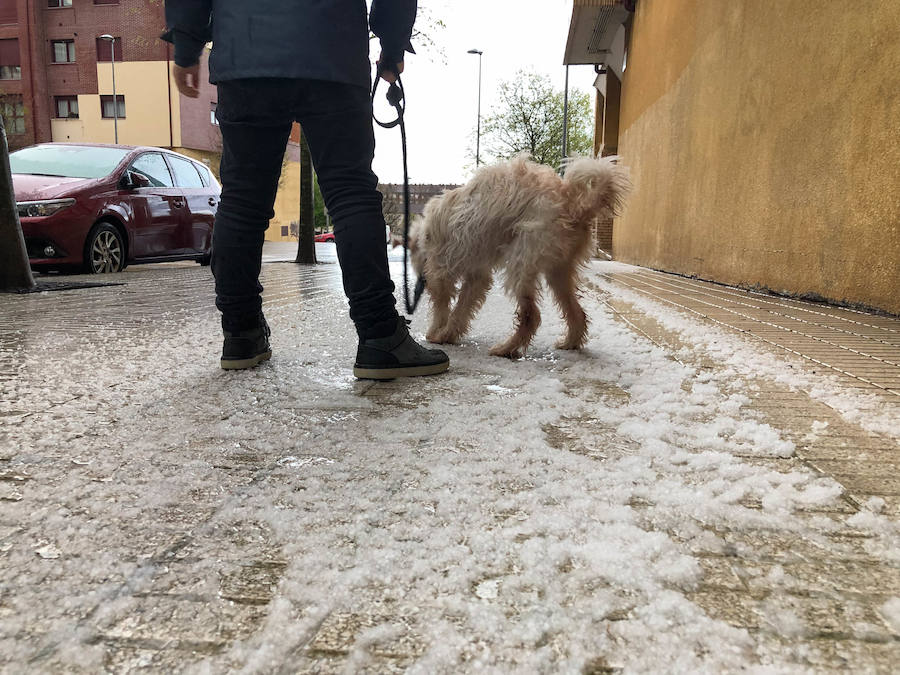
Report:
121,171,150,189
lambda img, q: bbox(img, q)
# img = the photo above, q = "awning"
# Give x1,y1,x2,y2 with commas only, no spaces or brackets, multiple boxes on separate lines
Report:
563,0,631,67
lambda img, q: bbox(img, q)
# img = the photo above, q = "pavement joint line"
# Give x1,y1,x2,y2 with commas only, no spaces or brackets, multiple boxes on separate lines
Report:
639,269,900,334
635,271,900,349
613,275,900,369
606,275,900,398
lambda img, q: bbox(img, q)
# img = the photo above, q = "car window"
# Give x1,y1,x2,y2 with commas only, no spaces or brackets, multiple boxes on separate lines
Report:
195,163,212,188
167,156,205,189
130,153,174,188
10,144,130,179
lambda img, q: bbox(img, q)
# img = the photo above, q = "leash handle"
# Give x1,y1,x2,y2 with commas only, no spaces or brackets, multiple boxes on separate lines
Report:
371,73,405,129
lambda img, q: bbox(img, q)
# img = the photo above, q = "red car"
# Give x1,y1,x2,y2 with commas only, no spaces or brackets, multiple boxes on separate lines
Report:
314,232,335,243
12,143,220,274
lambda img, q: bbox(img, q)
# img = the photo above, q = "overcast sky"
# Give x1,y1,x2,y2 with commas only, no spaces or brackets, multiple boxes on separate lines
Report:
371,0,599,185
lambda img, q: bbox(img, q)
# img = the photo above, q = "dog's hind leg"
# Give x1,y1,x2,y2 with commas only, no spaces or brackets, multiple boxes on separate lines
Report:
546,267,588,350
433,271,493,344
425,274,455,343
490,279,541,359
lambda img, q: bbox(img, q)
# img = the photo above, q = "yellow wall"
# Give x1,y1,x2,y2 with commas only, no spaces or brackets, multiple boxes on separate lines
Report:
51,61,183,147
56,62,174,146
269,158,301,242
615,0,900,314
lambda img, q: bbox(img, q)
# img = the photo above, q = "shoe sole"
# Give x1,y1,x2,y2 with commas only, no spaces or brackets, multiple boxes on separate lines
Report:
353,360,449,380
221,350,272,370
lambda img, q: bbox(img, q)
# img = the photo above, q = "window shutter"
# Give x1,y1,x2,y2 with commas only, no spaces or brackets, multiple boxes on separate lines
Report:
0,38,20,66
0,0,17,25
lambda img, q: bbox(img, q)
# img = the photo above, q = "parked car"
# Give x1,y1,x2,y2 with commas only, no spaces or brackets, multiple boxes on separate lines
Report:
314,232,335,243
11,143,220,274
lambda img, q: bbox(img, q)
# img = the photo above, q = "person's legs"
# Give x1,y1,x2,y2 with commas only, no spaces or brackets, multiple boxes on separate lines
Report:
293,80,398,339
213,80,293,332
294,79,448,378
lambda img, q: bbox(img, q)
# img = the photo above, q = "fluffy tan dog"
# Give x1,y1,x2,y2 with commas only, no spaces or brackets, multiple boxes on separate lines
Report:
409,155,629,357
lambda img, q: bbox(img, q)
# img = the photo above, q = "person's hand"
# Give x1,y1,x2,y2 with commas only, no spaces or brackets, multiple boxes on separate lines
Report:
377,52,404,83
173,64,201,98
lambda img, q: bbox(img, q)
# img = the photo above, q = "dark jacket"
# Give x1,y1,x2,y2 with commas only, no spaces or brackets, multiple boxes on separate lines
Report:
163,0,416,88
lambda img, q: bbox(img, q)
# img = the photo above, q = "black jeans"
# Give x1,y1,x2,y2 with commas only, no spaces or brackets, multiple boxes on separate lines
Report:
212,78,398,338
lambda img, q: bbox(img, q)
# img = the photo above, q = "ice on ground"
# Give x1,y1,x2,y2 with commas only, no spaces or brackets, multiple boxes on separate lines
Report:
1,256,897,672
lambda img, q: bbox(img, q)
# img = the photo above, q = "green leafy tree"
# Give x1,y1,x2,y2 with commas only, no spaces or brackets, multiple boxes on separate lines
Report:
481,70,594,168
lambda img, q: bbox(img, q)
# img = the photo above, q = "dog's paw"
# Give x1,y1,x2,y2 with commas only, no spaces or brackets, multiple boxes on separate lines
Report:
555,337,585,350
489,343,523,359
428,329,460,344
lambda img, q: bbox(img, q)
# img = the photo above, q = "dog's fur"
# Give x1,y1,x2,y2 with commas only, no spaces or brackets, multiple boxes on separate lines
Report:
409,154,629,357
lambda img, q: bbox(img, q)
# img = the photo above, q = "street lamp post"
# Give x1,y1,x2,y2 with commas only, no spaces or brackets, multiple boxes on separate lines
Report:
467,48,483,168
99,34,118,144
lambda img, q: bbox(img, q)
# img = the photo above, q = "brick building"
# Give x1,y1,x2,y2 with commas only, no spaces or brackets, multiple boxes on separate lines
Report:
379,183,459,232
0,0,304,242
0,0,212,152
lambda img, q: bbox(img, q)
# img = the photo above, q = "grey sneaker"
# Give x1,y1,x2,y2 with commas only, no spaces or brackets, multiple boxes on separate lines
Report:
354,317,449,379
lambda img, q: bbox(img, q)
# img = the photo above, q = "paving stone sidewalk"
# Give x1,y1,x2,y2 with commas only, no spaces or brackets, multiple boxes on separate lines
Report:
0,243,898,673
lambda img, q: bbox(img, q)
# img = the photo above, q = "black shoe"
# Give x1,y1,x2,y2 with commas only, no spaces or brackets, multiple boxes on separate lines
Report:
221,317,272,370
354,317,449,379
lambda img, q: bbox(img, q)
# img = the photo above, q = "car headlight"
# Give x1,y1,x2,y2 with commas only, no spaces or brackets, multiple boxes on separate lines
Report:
16,198,76,218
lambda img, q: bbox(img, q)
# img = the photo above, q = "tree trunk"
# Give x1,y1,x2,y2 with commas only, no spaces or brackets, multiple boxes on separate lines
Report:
295,130,317,264
0,117,35,292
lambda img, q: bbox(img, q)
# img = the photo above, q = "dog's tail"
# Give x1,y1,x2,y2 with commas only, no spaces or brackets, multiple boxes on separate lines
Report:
561,155,631,220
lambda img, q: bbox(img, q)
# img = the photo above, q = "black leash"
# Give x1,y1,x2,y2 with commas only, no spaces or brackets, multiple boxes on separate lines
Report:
371,70,425,315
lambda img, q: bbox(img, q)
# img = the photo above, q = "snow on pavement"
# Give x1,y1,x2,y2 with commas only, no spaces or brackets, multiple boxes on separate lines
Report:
1,256,897,672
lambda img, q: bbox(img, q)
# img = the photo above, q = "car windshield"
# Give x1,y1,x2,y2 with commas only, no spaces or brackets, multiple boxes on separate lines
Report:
9,145,130,179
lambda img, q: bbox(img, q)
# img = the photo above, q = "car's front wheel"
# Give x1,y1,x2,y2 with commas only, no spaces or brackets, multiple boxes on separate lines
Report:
83,223,125,274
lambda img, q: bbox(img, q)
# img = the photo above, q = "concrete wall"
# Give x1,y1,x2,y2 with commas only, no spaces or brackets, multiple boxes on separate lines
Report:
616,0,900,314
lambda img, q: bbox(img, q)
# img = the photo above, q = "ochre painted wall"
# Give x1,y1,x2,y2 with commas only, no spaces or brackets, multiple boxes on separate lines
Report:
50,61,179,148
616,0,900,314
269,157,301,242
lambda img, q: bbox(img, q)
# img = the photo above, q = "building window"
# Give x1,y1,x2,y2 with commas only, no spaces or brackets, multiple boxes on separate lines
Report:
48,0,73,7
281,226,289,237
0,38,20,79
1,95,25,135
95,36,122,62
55,96,79,119
210,103,218,125
100,95,125,118
51,40,76,63
93,0,119,4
